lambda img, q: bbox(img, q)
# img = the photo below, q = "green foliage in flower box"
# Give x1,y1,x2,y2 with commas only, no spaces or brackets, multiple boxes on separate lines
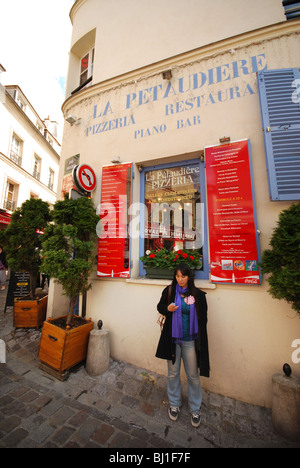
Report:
140,247,202,270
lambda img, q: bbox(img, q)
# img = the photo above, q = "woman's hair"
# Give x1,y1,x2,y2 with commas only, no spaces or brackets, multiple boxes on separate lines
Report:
172,263,197,296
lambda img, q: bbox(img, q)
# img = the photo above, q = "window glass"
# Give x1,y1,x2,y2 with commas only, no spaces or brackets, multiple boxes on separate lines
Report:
79,48,95,87
142,161,206,275
11,135,20,154
80,54,89,85
10,134,22,165
91,48,95,75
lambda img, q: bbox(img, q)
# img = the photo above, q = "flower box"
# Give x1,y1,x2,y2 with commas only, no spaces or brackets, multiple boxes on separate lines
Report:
140,247,202,277
144,266,174,279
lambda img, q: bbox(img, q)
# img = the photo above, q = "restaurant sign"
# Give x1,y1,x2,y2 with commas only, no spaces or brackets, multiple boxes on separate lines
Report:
97,163,132,278
205,140,261,284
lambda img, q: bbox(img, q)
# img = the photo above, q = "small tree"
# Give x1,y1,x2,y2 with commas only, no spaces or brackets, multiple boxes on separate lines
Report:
0,198,51,298
41,195,99,328
260,201,300,316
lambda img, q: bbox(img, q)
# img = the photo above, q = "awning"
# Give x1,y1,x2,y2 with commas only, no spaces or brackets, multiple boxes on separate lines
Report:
0,212,11,225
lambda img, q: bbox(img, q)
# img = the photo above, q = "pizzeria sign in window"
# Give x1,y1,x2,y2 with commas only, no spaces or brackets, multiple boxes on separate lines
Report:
140,159,208,279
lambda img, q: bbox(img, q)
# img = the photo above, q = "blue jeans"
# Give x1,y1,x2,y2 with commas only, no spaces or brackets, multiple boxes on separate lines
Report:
167,341,202,414
0,270,6,287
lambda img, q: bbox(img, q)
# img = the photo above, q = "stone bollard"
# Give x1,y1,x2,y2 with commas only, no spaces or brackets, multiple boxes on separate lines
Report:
272,373,300,442
0,339,6,363
86,329,110,376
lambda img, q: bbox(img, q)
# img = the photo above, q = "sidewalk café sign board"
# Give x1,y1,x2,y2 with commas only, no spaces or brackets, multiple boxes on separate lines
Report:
205,139,261,284
4,271,30,313
73,164,97,193
97,162,133,278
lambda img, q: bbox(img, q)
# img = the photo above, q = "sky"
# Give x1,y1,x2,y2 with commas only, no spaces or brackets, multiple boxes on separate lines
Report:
0,0,74,140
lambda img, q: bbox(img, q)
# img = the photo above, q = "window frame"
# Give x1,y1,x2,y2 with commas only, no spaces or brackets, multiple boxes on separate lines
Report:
139,158,209,279
33,154,41,180
79,47,95,88
4,180,18,212
48,168,55,191
10,133,23,166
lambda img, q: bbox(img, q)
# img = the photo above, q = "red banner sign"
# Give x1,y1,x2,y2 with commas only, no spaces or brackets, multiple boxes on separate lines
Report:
205,140,261,284
97,163,132,278
0,213,11,225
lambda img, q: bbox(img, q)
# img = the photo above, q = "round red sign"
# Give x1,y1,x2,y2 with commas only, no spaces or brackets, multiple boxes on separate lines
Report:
76,164,97,192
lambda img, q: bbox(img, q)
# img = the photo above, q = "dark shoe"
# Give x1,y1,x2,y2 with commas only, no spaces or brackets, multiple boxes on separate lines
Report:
168,406,180,421
191,412,201,428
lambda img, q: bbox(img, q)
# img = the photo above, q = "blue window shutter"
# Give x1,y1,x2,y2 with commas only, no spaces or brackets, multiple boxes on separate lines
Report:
282,1,300,20
257,68,300,201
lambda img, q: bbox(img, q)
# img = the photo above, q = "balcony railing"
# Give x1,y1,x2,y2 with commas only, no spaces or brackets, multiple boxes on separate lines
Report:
10,150,22,166
4,199,16,212
33,169,40,180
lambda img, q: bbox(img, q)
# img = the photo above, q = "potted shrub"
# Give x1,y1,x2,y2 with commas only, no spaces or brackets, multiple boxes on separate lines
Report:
260,201,300,316
140,247,203,279
38,195,99,377
0,198,51,328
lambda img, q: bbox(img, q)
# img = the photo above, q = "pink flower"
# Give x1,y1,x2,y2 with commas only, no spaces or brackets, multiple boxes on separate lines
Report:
184,295,195,305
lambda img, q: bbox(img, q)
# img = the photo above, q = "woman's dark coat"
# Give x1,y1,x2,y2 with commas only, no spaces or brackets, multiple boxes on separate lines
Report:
0,249,8,269
155,283,210,377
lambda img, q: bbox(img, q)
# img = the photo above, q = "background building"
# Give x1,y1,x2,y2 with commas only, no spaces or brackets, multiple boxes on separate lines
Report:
0,70,60,230
49,0,300,408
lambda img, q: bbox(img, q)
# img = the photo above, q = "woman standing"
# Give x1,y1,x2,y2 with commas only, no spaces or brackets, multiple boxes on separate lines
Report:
156,263,210,427
0,245,8,290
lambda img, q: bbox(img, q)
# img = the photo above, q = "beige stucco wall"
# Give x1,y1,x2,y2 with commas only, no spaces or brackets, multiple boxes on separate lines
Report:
49,1,300,408
68,0,285,88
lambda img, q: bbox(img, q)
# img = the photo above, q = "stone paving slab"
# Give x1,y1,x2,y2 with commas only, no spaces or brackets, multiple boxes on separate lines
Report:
0,285,299,450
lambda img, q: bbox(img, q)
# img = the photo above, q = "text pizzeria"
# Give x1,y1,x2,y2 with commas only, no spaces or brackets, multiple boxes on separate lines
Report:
86,115,136,137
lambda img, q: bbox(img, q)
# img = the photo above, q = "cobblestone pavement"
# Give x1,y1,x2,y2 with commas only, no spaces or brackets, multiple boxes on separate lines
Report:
0,285,299,450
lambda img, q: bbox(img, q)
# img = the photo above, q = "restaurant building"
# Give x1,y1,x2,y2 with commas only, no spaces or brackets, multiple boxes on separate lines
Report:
49,0,300,407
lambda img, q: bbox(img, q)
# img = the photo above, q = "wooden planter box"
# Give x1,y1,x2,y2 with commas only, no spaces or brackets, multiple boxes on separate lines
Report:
14,295,48,329
38,315,94,376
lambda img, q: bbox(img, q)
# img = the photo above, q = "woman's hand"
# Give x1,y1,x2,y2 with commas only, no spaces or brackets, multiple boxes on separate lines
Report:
168,303,179,312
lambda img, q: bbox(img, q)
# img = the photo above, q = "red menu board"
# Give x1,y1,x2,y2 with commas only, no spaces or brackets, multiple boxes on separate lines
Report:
97,163,132,278
205,140,261,284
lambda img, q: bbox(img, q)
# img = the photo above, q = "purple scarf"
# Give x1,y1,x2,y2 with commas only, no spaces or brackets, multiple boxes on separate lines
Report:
172,284,198,343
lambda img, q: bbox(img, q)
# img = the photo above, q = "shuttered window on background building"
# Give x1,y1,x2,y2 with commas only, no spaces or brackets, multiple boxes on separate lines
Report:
257,68,300,201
